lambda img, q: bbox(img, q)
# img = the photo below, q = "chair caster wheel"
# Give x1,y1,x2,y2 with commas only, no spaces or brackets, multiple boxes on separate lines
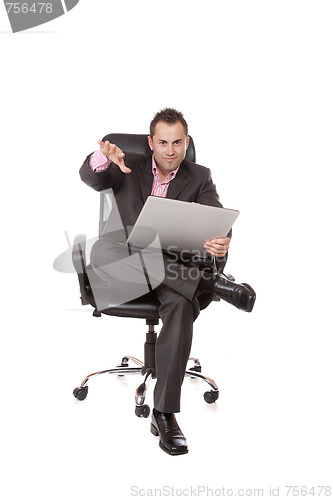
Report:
73,386,88,401
204,390,219,404
135,404,150,418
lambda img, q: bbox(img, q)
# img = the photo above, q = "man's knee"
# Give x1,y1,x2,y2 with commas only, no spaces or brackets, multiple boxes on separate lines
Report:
157,286,199,320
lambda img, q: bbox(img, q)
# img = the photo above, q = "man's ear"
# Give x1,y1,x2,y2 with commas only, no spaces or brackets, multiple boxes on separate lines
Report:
147,136,153,151
186,136,190,149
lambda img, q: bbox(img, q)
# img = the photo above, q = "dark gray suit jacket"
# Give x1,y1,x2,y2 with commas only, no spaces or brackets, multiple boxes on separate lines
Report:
80,152,230,271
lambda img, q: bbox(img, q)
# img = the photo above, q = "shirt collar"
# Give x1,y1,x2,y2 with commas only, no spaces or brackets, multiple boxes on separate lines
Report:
152,156,180,183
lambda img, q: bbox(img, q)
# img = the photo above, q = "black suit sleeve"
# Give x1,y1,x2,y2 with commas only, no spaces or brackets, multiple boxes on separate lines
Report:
196,168,223,208
79,153,124,193
196,168,231,274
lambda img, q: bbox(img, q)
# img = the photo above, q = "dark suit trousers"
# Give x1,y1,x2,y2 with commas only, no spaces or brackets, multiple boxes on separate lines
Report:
89,236,204,413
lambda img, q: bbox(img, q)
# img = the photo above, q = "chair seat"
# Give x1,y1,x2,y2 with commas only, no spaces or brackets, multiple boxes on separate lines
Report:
85,283,160,319
98,291,161,319
84,264,215,320
86,285,214,319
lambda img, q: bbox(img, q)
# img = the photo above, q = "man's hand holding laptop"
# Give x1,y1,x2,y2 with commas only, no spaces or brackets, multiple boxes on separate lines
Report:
204,236,230,257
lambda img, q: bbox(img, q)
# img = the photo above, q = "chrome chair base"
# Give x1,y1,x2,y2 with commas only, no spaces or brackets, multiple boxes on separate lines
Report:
73,355,219,416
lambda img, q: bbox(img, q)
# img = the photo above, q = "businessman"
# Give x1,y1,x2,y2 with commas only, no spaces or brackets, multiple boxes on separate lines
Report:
80,108,255,455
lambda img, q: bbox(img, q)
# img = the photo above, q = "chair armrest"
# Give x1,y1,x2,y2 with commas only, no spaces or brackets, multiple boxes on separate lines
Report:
189,255,235,302
190,254,235,282
72,234,86,272
72,234,90,305
218,272,235,282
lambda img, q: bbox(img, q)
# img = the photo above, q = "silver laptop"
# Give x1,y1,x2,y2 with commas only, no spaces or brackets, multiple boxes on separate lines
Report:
127,196,239,255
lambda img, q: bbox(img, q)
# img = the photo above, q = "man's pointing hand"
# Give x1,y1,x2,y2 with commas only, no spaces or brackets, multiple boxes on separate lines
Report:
98,140,132,173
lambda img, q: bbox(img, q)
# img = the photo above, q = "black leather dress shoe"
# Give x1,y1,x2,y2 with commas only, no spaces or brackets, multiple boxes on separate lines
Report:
213,276,256,312
151,409,188,455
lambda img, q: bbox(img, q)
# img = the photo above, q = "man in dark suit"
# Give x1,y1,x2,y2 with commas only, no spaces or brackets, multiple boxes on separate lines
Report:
80,108,255,455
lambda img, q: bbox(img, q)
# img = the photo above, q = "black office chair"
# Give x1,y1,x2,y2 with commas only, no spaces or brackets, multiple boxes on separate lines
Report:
72,133,232,418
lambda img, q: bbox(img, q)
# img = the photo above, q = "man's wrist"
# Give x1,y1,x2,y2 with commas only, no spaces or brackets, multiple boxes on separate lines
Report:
89,150,112,172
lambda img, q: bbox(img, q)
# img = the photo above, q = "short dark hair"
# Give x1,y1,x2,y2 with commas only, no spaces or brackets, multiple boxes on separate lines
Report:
149,107,188,137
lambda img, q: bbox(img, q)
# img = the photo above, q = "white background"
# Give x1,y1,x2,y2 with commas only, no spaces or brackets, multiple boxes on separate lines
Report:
1,1,332,499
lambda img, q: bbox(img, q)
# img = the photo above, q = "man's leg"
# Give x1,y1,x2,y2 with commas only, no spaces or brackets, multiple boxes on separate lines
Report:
149,284,201,455
89,236,209,455
153,284,200,414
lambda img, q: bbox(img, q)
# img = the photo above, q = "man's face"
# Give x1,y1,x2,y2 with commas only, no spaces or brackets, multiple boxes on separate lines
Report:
148,121,189,177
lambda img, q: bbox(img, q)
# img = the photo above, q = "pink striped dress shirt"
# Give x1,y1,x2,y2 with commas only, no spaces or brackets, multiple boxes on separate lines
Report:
89,150,180,197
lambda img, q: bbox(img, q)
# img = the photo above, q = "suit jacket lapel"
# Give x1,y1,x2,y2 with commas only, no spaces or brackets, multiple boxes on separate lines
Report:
138,157,154,202
138,158,190,201
166,162,189,199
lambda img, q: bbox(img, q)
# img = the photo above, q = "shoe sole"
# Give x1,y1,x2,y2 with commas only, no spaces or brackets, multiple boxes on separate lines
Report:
241,283,256,312
150,423,188,456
